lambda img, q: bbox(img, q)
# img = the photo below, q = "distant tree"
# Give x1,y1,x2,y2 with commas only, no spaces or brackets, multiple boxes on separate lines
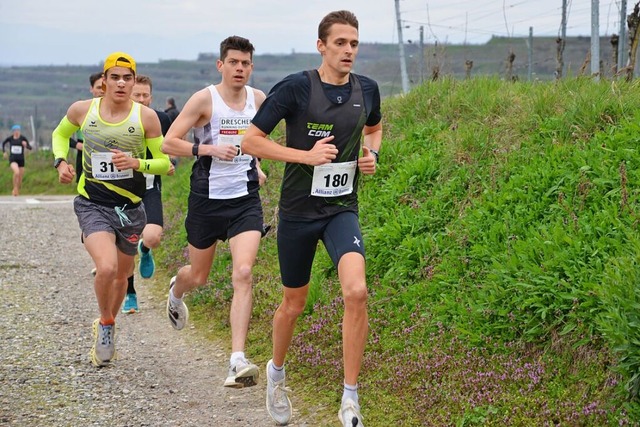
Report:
465,60,474,79
626,2,640,81
505,50,516,81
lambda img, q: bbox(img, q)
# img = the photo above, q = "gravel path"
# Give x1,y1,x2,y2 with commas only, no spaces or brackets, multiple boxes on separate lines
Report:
0,196,318,426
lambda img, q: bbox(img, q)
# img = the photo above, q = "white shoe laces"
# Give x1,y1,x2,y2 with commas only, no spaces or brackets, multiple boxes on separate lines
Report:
272,381,292,409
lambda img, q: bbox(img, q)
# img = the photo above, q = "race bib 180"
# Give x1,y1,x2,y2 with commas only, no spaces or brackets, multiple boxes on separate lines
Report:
310,161,357,197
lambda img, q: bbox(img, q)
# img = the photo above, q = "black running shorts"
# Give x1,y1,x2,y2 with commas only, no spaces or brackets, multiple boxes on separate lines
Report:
185,191,264,250
142,187,163,227
277,211,365,288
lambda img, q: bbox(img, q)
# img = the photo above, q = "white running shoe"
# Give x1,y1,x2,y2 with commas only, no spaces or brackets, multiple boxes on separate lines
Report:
90,318,115,367
166,276,189,330
338,398,364,427
266,359,292,425
223,358,259,388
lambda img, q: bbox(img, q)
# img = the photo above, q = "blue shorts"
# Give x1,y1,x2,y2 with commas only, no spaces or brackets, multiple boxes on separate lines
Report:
277,211,365,288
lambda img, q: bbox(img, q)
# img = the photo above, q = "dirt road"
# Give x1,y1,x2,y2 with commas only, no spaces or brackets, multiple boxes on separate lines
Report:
0,196,317,426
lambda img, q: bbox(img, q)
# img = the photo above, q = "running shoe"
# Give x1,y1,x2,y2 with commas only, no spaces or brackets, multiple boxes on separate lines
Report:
90,318,116,367
122,293,139,314
166,276,189,330
338,398,364,427
91,267,97,277
266,359,292,425
224,358,259,388
138,240,155,278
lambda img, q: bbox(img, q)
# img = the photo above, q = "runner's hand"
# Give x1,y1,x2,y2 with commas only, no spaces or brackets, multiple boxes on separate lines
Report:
358,146,376,175
306,135,337,166
111,149,140,171
57,162,76,184
210,144,238,161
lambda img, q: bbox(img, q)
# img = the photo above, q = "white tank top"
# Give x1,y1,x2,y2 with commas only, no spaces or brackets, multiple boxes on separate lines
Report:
191,85,258,199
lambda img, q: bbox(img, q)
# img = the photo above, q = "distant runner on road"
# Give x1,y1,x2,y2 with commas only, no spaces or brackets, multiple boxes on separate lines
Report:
2,124,32,196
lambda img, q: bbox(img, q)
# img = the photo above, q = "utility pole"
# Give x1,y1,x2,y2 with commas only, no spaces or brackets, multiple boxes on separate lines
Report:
591,0,600,80
560,0,567,77
419,25,425,84
395,0,410,93
528,27,533,81
619,0,628,70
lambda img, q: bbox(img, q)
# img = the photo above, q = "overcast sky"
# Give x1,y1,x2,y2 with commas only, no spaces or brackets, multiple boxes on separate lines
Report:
0,0,631,66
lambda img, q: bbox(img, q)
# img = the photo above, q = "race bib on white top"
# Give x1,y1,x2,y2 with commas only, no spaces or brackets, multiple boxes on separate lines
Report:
311,161,357,197
212,150,253,165
10,145,22,154
215,119,252,165
91,152,133,180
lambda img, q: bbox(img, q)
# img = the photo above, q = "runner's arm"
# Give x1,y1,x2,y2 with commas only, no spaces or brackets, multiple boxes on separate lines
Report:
133,106,171,175
52,116,79,160
138,135,171,175
162,88,234,160
362,122,382,153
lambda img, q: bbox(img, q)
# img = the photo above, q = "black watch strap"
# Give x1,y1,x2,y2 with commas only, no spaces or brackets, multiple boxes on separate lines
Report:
54,157,66,169
370,149,379,163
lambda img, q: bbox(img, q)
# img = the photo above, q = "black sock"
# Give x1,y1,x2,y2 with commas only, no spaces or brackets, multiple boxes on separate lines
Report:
127,275,136,294
140,243,150,253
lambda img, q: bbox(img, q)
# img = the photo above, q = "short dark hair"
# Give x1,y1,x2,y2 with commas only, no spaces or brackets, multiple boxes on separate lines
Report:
89,72,104,87
136,75,153,92
318,10,359,43
219,35,255,61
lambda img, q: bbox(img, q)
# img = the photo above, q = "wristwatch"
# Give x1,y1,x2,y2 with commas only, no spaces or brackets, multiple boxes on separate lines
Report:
370,149,379,163
53,158,66,169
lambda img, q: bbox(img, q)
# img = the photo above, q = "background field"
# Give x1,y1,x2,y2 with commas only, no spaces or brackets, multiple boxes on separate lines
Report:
0,35,625,148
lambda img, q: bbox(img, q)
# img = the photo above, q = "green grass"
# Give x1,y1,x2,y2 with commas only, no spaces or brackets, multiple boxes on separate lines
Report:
0,150,78,195
9,78,640,425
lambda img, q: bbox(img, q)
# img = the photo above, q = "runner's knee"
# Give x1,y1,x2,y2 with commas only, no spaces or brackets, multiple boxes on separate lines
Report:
343,283,368,308
232,264,253,288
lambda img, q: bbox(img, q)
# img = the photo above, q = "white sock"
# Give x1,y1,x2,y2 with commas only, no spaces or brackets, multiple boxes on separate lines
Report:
169,287,182,304
342,382,359,406
269,361,285,382
230,351,245,365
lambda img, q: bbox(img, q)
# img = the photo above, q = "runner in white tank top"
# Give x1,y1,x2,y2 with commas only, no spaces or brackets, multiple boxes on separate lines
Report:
191,84,259,199
161,36,268,390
